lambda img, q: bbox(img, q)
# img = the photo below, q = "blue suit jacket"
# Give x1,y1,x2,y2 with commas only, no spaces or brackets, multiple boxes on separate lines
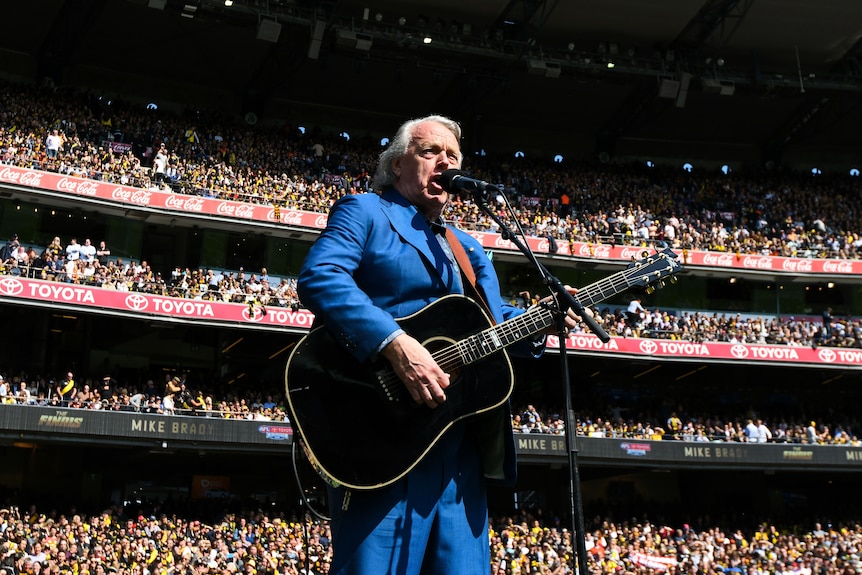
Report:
298,189,537,484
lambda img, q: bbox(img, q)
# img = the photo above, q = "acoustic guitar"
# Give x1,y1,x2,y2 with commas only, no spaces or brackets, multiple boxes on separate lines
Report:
285,247,682,490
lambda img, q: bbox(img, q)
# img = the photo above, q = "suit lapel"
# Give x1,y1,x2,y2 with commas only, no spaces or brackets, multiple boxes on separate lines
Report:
379,189,457,290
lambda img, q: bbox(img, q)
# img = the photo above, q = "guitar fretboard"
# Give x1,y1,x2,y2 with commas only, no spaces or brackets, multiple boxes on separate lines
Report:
445,249,679,369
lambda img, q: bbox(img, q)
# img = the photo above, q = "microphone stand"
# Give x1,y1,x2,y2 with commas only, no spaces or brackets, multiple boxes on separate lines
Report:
470,189,610,575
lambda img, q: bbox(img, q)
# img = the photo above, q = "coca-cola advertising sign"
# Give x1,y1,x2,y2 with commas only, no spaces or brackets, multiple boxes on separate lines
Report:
280,210,305,225
111,187,154,205
822,260,854,273
701,253,735,267
782,259,814,272
165,195,205,212
0,167,44,187
102,140,132,154
742,256,774,270
56,177,99,196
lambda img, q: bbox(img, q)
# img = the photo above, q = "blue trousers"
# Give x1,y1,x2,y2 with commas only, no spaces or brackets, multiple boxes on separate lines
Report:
327,425,491,575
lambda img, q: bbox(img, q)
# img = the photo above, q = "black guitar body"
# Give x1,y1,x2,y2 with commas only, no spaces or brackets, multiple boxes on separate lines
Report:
284,247,682,490
285,295,513,490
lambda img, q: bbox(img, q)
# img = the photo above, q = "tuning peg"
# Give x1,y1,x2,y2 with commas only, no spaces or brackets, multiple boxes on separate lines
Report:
670,276,678,284
658,280,666,289
645,286,655,295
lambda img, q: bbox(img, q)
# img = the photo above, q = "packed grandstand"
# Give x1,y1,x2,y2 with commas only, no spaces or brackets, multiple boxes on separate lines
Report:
2,10,862,572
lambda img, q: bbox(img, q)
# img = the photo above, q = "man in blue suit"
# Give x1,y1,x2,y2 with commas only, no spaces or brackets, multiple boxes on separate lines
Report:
298,114,577,575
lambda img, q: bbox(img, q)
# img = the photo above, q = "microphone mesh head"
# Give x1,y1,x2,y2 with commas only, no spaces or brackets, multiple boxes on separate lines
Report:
439,169,466,192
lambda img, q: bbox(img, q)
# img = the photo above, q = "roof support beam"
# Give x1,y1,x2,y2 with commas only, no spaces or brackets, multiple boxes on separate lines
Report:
493,0,561,44
670,0,755,66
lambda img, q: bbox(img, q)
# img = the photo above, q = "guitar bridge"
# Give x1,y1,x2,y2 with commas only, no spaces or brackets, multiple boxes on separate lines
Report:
376,370,401,403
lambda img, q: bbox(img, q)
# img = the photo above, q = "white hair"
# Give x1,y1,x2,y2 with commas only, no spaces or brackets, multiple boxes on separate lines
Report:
371,114,462,193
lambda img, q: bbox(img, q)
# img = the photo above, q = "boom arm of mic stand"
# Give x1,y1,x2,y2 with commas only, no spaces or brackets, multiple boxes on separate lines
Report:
475,197,610,342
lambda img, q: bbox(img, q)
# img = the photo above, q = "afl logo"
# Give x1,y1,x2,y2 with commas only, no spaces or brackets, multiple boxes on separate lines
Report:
730,345,749,359
638,340,658,354
0,277,23,296
125,294,149,311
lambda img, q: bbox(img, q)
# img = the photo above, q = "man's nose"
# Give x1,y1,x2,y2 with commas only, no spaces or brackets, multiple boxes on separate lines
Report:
436,151,455,167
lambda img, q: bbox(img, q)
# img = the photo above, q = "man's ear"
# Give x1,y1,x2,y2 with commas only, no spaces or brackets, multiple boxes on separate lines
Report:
391,158,402,177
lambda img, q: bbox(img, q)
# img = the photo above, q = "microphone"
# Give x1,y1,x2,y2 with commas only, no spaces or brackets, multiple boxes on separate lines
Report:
439,169,501,203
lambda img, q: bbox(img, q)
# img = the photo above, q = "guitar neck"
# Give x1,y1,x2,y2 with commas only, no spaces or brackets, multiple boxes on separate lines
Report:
454,263,654,367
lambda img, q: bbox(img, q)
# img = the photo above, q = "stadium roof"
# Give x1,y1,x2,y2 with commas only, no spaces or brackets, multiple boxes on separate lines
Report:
4,0,862,168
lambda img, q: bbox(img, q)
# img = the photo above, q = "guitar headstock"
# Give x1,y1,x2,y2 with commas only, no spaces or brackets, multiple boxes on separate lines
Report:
625,247,683,293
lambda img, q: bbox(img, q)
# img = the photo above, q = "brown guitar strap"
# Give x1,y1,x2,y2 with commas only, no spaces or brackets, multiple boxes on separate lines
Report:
445,227,497,325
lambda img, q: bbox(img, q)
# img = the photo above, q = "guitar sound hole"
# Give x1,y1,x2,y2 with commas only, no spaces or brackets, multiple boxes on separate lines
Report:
423,337,461,384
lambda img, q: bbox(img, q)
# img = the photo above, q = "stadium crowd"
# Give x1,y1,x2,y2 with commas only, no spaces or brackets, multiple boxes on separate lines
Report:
1,49,861,575
2,79,861,353
511,404,859,446
1,80,861,261
0,503,860,575
0,78,859,462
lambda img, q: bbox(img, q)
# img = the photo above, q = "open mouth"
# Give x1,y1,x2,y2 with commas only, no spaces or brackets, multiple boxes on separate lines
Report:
429,175,445,192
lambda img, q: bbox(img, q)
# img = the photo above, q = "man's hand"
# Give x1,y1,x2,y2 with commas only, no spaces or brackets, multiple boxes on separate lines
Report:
381,333,449,408
536,286,588,336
